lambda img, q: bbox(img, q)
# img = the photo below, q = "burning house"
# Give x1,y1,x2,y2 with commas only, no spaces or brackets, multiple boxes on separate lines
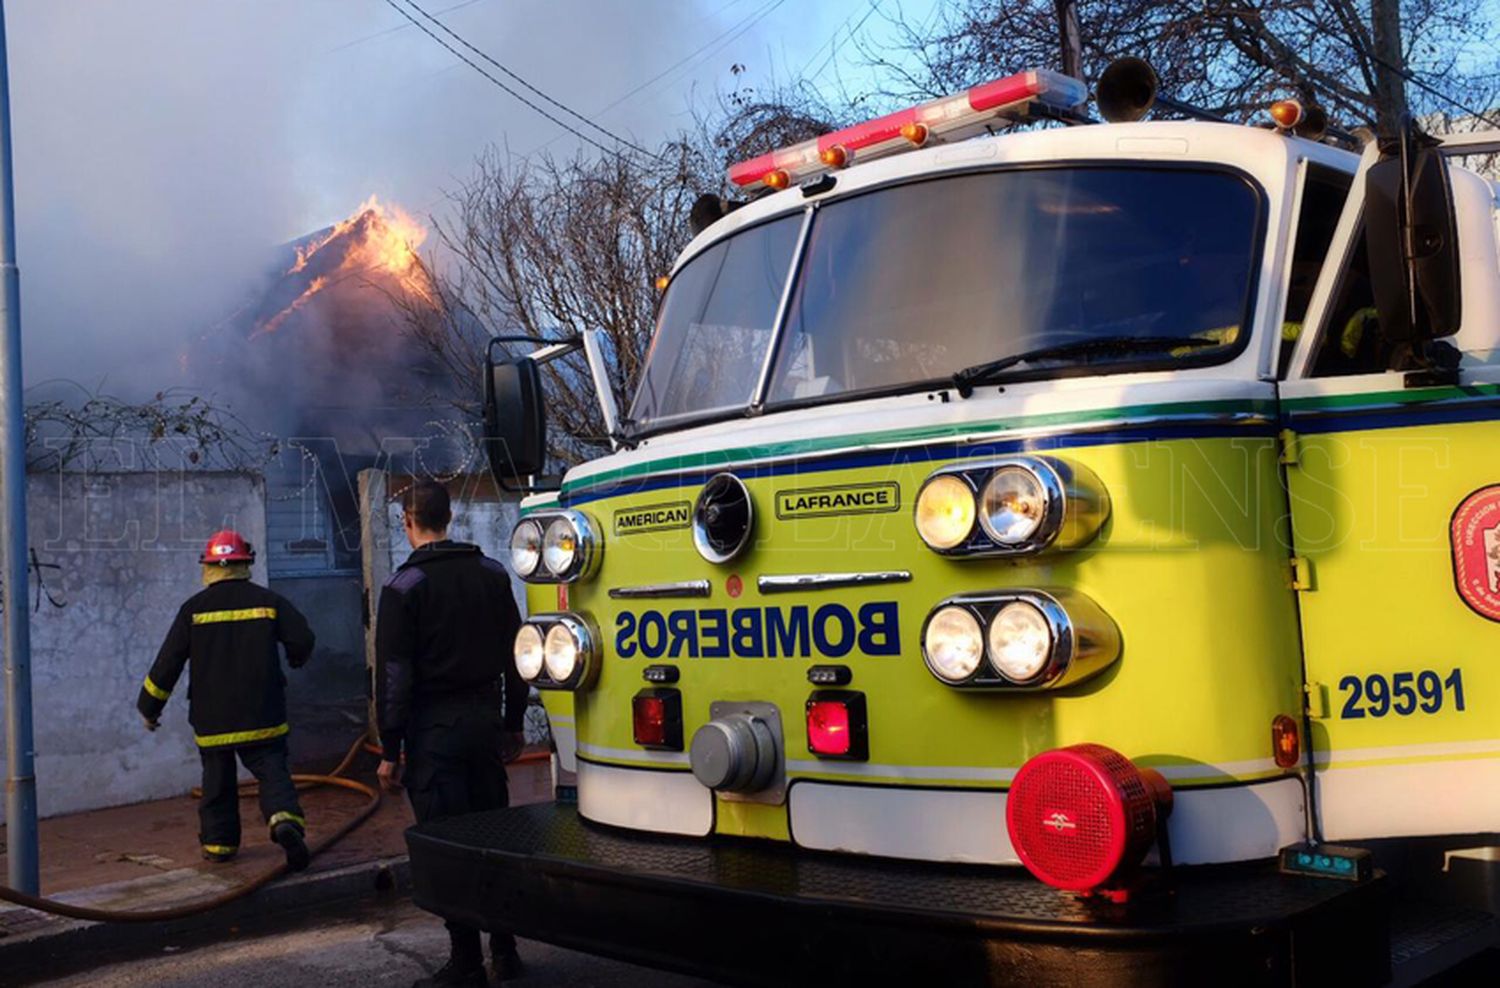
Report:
190,196,471,576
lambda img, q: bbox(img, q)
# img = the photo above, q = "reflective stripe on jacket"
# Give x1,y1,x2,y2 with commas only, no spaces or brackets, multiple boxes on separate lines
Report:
136,578,315,746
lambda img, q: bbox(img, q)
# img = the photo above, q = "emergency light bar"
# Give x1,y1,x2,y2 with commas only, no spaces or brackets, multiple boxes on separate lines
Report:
727,69,1089,193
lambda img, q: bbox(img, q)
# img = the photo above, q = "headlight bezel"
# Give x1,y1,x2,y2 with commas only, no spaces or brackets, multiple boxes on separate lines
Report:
507,509,601,583
514,612,599,690
914,455,1108,558
919,589,1119,690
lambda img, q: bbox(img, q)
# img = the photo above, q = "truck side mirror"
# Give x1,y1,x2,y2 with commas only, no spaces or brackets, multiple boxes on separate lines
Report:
1364,142,1462,345
484,356,546,482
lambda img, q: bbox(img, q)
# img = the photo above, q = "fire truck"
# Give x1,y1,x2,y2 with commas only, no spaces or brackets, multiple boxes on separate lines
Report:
408,60,1500,985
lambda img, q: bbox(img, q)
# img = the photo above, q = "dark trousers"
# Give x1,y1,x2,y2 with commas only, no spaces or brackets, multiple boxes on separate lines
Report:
407,702,515,963
199,737,304,853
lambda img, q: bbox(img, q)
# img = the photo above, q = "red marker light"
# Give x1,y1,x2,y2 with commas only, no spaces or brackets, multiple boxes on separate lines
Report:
805,691,868,760
633,689,682,751
807,700,850,755
726,574,743,598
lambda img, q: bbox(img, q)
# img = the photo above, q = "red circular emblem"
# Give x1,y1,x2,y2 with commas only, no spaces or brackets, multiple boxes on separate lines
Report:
1451,485,1500,622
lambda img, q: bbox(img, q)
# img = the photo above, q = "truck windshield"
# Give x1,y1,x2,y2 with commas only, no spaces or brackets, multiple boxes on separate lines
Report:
629,167,1260,433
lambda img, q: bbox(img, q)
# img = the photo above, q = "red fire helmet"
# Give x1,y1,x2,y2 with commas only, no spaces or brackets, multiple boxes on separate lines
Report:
201,529,255,565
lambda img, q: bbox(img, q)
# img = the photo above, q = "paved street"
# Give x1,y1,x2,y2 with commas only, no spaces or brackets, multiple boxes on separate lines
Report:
19,899,724,988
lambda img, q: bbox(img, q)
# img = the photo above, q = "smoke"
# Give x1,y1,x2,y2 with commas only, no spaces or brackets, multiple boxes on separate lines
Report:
6,0,861,398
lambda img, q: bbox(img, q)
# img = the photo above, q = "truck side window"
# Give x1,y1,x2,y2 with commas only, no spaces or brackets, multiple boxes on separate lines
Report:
1279,166,1351,378
1308,228,1386,377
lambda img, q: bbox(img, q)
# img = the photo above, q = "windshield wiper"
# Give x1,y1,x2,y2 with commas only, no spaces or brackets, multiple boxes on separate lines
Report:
951,335,1223,397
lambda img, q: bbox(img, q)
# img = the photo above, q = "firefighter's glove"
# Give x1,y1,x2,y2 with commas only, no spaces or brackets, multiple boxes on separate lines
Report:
142,716,160,733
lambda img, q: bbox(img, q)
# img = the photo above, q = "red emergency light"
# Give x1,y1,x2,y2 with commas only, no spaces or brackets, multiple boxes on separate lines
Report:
632,688,683,751
727,68,1088,193
805,690,868,760
1006,743,1172,897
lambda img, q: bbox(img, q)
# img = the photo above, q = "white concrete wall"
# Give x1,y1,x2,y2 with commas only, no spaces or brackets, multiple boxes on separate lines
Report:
0,471,267,821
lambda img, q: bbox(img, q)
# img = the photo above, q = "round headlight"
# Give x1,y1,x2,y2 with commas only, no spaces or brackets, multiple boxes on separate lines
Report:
922,605,985,683
509,520,543,577
979,466,1048,545
915,474,976,550
544,622,581,683
542,517,580,576
514,624,545,682
987,601,1053,683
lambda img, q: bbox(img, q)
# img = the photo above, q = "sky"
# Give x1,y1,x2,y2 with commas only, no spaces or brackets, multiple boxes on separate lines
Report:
5,0,936,391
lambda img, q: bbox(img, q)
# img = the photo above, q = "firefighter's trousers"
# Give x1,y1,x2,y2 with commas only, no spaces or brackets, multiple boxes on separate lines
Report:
407,698,516,963
199,736,304,856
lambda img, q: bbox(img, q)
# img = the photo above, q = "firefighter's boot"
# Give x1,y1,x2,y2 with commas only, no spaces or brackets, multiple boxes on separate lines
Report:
201,845,237,863
492,945,524,982
272,820,310,872
411,957,487,988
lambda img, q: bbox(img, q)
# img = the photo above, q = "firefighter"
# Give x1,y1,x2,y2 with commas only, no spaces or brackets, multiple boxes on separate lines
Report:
375,480,528,988
136,530,316,871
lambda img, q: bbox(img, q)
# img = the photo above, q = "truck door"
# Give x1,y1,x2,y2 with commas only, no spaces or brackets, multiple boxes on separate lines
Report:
1280,145,1500,841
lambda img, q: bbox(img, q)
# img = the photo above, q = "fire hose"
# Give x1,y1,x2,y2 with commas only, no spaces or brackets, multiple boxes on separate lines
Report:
0,733,383,923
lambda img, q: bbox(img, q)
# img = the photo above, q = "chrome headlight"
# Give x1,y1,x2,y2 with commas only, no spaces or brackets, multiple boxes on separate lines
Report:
916,456,1107,557
986,601,1053,683
522,613,599,690
544,623,580,683
513,623,545,682
543,516,580,576
509,520,543,578
922,590,1119,690
914,474,976,550
979,466,1049,546
509,510,600,583
920,605,985,684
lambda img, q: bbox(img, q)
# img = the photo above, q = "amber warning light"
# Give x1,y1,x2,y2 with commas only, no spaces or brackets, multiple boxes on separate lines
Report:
727,68,1088,193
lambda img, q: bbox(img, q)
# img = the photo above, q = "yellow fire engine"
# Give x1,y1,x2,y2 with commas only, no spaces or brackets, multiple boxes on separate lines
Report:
409,59,1500,985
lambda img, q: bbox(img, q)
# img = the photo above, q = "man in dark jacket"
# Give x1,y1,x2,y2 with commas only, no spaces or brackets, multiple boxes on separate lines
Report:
137,529,316,870
376,480,528,988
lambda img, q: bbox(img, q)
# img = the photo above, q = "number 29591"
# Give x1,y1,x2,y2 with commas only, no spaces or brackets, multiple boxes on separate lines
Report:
1339,669,1464,719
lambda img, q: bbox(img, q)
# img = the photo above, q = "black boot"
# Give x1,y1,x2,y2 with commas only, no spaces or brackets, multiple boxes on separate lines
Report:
272,821,310,872
492,947,524,982
411,956,488,988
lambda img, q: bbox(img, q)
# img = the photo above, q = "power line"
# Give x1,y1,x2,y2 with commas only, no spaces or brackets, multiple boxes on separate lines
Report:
589,0,783,119
794,0,871,83
382,0,665,161
327,0,486,55
521,0,789,161
804,0,883,86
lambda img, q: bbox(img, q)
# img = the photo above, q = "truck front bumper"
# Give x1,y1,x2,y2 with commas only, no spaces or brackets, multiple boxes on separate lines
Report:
407,803,1390,987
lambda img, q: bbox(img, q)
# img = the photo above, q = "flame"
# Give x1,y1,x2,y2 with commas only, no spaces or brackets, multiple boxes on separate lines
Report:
256,195,431,337
254,275,327,339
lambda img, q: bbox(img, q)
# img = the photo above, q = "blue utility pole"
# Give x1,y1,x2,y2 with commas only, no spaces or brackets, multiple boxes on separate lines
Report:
0,0,38,895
